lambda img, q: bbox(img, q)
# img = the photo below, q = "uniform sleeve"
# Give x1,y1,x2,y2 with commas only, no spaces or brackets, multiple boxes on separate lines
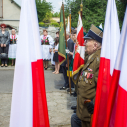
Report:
92,56,100,104
5,32,10,45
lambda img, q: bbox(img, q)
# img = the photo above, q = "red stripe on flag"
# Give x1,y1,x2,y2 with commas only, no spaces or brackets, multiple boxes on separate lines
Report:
92,57,111,127
73,53,84,72
58,55,65,63
77,27,84,46
104,69,120,127
32,59,49,127
114,85,127,127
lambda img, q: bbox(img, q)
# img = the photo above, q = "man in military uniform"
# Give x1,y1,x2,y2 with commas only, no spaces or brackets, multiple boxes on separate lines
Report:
71,24,103,127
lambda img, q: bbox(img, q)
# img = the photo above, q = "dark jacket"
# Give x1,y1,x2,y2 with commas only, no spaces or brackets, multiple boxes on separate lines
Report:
61,38,74,66
0,30,10,45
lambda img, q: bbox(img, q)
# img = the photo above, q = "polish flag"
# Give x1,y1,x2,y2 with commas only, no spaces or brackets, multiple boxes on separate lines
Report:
104,7,127,127
92,0,120,126
10,0,49,127
72,12,85,83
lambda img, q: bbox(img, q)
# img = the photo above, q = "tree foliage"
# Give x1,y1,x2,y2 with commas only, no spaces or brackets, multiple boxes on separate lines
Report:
43,12,52,23
64,0,126,31
52,12,60,17
35,0,53,22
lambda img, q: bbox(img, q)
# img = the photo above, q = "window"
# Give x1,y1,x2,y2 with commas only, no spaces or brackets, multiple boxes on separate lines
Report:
0,0,3,18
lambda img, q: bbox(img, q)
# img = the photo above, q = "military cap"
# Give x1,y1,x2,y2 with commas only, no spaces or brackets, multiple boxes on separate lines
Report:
83,24,103,43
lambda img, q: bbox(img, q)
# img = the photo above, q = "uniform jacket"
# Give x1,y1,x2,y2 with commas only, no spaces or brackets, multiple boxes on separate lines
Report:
61,38,74,66
0,30,10,45
76,49,101,122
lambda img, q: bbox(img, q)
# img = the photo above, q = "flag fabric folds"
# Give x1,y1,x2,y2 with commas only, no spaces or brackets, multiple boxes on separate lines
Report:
10,0,49,127
104,7,127,127
72,12,85,83
92,0,120,126
58,7,66,65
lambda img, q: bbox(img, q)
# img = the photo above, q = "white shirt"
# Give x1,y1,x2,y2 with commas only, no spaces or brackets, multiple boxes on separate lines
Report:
55,44,59,52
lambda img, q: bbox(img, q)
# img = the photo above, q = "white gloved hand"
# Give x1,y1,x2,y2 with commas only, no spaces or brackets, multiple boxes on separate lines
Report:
65,49,70,54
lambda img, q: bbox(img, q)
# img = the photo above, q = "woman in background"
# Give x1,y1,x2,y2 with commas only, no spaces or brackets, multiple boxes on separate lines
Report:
0,24,10,67
53,37,60,74
40,29,54,70
8,29,18,66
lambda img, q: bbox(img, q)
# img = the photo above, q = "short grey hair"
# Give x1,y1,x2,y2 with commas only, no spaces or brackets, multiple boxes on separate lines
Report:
12,29,16,32
66,31,71,37
94,40,102,48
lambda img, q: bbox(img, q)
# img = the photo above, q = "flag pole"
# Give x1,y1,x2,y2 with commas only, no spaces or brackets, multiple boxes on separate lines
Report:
80,0,83,19
69,7,71,34
62,2,72,95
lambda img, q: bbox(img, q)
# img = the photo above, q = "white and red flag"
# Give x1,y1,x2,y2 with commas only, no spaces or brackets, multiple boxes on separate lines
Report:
10,0,49,127
72,13,85,83
104,7,127,127
92,0,120,126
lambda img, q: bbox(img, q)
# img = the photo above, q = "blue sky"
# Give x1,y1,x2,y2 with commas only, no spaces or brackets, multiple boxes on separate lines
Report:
14,0,66,13
46,0,66,13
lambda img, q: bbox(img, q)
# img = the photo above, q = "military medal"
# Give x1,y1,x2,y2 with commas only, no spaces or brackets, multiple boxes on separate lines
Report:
85,78,88,83
88,68,93,72
90,74,94,79
90,81,92,85
87,73,90,79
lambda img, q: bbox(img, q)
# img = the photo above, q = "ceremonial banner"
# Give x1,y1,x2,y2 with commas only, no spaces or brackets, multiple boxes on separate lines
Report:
58,7,66,65
72,12,85,83
92,0,120,126
10,0,49,127
104,7,127,127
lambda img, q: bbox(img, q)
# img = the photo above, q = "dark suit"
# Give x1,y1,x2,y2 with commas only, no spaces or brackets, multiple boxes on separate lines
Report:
61,38,74,88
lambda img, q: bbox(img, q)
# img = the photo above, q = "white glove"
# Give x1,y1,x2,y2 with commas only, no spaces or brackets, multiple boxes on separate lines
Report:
65,49,70,54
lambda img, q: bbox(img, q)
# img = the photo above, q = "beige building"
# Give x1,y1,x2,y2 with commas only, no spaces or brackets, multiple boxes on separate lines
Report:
0,0,21,28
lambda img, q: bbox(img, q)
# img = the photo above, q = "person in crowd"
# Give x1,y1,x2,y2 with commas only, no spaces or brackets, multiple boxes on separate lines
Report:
51,31,60,66
0,24,10,67
53,37,60,74
71,24,103,127
60,32,74,90
8,29,18,66
56,31,59,38
40,29,54,70
65,30,77,113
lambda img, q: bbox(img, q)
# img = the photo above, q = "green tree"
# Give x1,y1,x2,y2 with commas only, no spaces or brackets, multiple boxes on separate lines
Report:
43,12,52,23
64,0,126,31
35,0,53,22
52,12,60,17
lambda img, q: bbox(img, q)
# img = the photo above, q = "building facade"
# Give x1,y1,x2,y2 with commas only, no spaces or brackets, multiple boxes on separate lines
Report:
0,0,21,28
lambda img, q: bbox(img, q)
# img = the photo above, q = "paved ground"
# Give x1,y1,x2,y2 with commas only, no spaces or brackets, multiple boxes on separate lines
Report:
0,66,77,127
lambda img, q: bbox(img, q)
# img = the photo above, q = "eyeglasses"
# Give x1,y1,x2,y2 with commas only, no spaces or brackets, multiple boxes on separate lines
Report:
1,27,5,28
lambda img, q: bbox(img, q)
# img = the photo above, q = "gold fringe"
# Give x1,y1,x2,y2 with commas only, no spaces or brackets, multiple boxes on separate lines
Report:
72,64,84,84
58,52,66,65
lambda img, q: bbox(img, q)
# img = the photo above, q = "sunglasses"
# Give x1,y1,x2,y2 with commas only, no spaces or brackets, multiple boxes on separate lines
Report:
1,27,5,28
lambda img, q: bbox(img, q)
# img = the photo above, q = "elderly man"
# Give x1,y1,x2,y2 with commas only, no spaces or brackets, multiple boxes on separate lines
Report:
60,32,74,90
71,24,103,127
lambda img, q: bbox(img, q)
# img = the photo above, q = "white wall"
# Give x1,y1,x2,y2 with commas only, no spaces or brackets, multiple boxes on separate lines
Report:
0,0,21,27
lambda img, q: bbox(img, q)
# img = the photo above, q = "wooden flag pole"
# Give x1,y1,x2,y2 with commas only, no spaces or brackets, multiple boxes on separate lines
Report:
62,3,71,95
